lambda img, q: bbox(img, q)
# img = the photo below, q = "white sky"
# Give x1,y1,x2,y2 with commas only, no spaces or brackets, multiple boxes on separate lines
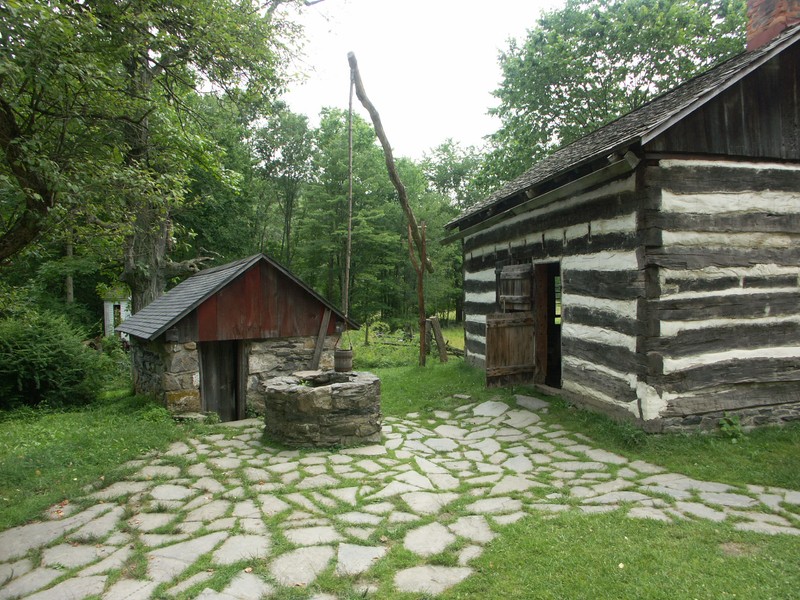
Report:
282,0,565,160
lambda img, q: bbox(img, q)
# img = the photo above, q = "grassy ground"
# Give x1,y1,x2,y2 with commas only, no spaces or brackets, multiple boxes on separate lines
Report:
1,331,798,599
443,511,800,600
0,392,181,530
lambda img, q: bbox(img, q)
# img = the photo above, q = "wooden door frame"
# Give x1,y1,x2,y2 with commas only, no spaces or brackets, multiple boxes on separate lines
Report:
533,262,562,388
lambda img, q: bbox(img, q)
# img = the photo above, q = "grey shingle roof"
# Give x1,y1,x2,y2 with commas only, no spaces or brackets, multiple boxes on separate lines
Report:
117,254,355,341
447,25,800,230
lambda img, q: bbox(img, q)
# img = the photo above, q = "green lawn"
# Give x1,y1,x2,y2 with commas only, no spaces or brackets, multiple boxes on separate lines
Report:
0,392,181,530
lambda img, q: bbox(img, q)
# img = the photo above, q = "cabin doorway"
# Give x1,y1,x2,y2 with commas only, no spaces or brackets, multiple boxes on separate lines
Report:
533,262,562,388
199,341,246,422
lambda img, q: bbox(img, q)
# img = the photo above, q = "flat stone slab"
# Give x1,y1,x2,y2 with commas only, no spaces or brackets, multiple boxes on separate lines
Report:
219,572,274,598
284,525,343,545
465,497,523,515
472,438,501,455
503,409,540,428
0,567,62,599
502,455,534,473
152,484,196,501
269,546,334,587
102,578,159,600
675,501,728,522
434,425,469,439
137,465,182,479
401,491,459,515
212,534,271,565
734,522,800,536
340,444,387,456
41,542,114,568
0,504,112,562
515,395,550,411
491,475,543,495
582,448,628,465
186,499,230,522
147,532,227,583
336,543,388,576
699,492,758,508
259,494,291,515
394,565,473,595
128,512,175,532
472,401,509,417
449,515,495,544
404,522,456,556
551,461,607,472
69,505,124,540
23,574,106,600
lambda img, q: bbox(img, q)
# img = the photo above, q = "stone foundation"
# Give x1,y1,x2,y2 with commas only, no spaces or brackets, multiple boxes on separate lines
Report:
649,402,800,433
131,340,201,413
263,370,382,447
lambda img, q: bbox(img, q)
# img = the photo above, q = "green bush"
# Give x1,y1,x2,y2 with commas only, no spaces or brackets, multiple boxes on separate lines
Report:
0,310,109,409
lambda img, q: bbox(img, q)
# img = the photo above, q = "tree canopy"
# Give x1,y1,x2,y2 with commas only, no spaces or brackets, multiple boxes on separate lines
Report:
481,0,747,186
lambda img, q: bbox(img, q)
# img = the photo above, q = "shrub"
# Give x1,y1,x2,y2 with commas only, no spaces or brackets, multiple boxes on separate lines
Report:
0,309,109,409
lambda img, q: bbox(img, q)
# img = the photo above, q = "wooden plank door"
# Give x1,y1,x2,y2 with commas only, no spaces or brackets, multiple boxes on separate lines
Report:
200,340,241,422
485,311,535,387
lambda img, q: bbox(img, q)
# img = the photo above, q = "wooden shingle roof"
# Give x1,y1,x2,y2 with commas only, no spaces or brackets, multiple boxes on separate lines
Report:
447,24,800,231
117,254,355,341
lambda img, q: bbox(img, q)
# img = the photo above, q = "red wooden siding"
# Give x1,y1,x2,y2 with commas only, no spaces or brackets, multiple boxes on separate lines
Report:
194,262,339,342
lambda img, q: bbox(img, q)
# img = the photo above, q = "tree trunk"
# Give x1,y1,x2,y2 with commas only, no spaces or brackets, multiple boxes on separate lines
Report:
65,237,74,304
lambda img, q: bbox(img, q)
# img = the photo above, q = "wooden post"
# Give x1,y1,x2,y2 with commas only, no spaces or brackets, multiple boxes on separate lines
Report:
310,308,332,370
429,316,449,363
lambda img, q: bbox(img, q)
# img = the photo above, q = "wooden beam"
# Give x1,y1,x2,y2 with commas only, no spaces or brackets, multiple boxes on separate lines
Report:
310,308,332,370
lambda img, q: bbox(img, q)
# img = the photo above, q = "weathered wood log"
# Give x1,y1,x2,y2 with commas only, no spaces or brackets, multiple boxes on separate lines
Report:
429,316,448,363
651,290,799,321
562,362,638,404
660,381,800,416
654,358,800,393
562,269,645,300
652,321,800,358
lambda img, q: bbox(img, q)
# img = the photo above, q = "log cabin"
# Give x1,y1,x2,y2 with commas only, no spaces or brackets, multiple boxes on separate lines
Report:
443,1,800,431
117,254,356,421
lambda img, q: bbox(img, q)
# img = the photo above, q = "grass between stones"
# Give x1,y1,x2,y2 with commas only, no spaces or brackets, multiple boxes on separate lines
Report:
1,353,799,599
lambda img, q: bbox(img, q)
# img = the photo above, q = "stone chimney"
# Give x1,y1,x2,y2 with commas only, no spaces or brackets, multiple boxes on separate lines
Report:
747,0,800,50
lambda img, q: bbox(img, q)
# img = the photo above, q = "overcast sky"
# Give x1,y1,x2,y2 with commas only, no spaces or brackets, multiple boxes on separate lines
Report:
282,0,565,160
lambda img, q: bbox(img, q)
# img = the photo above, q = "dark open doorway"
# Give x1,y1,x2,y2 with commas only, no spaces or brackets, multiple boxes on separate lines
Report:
534,262,562,388
199,341,246,422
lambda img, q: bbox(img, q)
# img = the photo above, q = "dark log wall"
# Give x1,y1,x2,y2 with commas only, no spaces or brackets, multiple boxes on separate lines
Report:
462,172,649,420
641,159,800,423
647,42,800,160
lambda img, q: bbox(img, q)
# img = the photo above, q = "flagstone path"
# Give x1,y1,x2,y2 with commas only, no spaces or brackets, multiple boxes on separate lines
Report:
1,394,798,599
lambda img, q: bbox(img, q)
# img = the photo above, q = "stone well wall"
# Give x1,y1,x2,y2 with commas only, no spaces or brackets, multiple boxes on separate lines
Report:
245,336,338,416
263,370,382,447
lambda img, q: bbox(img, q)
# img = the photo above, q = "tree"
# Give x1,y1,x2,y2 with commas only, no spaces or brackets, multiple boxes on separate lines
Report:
421,139,485,211
0,0,302,311
254,104,315,267
481,0,747,186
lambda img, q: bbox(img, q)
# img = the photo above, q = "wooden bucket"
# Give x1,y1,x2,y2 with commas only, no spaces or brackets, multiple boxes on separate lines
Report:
334,348,354,372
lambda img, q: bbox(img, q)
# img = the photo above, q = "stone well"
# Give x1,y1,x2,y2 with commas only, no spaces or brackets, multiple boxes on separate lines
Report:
263,370,382,447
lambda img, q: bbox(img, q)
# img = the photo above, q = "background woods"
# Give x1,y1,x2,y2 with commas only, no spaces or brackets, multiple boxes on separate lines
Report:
1,0,749,376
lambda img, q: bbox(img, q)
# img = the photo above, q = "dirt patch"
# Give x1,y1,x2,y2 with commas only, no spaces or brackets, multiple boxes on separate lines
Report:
720,541,756,557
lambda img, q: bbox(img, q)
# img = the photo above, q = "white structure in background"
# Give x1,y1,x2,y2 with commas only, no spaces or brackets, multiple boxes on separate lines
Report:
103,296,131,340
